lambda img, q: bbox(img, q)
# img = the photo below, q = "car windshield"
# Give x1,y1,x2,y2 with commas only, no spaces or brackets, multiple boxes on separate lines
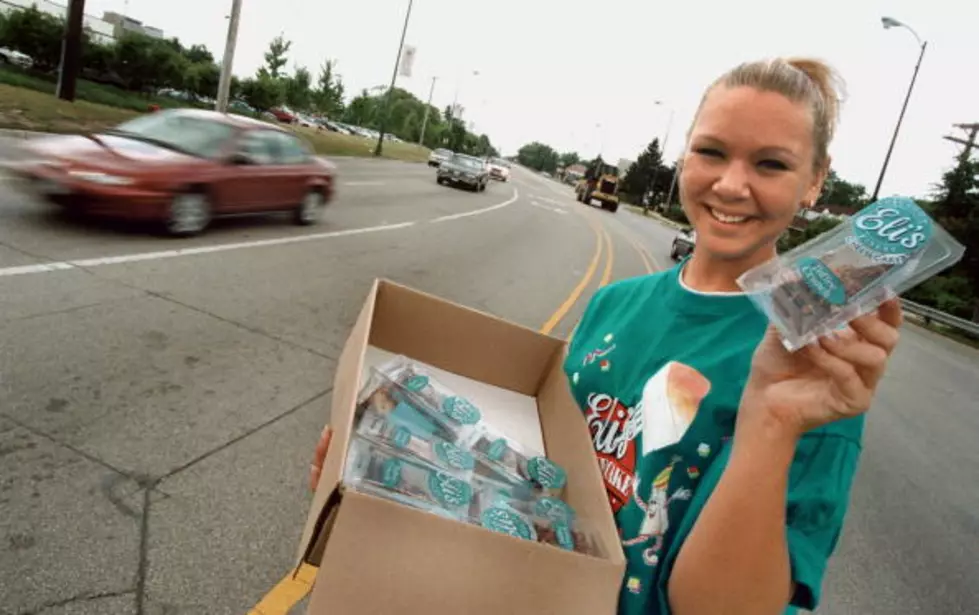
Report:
452,155,483,170
106,112,236,158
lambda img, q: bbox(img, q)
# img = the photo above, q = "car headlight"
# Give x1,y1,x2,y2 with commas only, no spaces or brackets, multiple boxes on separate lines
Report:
68,170,135,186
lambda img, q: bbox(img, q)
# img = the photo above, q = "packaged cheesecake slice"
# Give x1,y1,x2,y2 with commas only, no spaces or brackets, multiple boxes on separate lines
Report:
738,196,965,351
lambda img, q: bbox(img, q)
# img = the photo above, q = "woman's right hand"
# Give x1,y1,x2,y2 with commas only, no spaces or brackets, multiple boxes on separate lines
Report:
309,425,333,491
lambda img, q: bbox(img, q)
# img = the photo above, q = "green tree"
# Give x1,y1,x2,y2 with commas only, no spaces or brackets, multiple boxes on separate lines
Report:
285,65,312,110
819,169,867,211
183,44,214,65
314,60,345,117
0,5,64,72
905,153,979,319
185,62,220,100
776,216,842,253
240,73,285,111
517,142,560,173
620,138,666,202
343,90,377,126
264,34,291,79
559,152,581,168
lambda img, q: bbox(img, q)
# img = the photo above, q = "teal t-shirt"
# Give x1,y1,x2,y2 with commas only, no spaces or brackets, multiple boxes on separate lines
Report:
565,265,863,615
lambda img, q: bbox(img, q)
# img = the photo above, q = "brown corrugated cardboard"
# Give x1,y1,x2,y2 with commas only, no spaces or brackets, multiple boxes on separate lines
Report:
297,280,625,614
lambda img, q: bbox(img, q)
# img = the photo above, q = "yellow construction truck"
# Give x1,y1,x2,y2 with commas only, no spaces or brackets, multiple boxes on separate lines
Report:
575,157,620,212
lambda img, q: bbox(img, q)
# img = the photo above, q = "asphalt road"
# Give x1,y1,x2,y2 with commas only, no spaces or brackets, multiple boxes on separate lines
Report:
0,154,976,615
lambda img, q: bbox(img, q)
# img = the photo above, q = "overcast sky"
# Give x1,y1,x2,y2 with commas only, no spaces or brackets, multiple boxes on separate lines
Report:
87,0,977,199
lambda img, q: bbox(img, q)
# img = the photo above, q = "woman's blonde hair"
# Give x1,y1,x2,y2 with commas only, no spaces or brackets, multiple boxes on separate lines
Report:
696,57,845,172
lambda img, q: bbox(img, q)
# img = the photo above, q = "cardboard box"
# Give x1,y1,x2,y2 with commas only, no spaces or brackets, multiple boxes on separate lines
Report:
297,280,625,614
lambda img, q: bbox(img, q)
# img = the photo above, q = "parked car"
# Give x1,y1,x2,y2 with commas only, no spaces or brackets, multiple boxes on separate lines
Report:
428,148,453,167
486,157,510,181
0,47,33,69
7,109,336,237
436,153,489,192
269,107,298,123
670,228,696,261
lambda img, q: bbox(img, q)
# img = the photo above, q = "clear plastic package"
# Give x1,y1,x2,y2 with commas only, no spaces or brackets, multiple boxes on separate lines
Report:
379,357,484,446
737,196,966,352
343,436,474,521
356,367,456,443
469,486,600,556
469,424,568,496
471,474,577,525
356,408,476,475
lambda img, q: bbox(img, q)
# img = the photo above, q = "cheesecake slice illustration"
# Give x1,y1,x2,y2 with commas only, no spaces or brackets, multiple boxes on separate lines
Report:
640,362,712,455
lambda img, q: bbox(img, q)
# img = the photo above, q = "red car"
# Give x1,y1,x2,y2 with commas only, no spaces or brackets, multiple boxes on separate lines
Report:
9,109,336,236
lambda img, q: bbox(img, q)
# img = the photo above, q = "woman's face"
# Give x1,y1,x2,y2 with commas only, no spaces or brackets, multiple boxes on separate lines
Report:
679,86,826,266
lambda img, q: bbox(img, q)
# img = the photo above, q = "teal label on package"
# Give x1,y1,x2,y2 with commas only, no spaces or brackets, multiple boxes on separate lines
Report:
487,438,509,461
848,196,933,264
798,257,846,305
391,426,412,449
535,497,575,523
426,471,473,509
390,401,440,439
553,522,575,551
441,396,481,425
480,507,535,541
434,441,475,471
380,458,402,488
527,457,567,490
404,374,429,392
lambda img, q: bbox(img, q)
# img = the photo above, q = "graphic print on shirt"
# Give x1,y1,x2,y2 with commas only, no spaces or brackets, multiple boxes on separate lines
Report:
617,361,711,565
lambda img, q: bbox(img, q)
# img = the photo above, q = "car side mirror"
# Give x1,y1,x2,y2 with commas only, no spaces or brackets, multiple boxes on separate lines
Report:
229,152,254,165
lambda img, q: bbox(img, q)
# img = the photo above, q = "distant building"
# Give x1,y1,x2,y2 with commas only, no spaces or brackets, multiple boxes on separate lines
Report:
102,11,164,39
0,0,116,43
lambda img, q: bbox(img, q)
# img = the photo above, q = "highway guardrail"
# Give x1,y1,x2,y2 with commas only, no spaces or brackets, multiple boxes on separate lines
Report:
901,298,979,337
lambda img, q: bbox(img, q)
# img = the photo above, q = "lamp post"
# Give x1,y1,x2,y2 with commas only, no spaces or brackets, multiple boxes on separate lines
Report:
374,0,414,157
871,16,927,201
645,100,674,212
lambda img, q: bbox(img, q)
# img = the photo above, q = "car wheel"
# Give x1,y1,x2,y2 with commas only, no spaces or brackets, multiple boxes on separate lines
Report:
437,176,444,185
670,246,679,261
479,181,486,192
295,189,324,226
166,190,211,237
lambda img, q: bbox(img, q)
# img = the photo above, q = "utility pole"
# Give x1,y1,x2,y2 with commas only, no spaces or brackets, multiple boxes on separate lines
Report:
55,0,86,101
943,123,979,163
215,0,243,113
374,0,414,157
418,76,437,146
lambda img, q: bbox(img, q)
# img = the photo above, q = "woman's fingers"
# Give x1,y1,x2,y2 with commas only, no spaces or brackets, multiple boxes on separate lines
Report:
803,340,869,410
309,425,332,491
820,333,888,388
850,305,902,354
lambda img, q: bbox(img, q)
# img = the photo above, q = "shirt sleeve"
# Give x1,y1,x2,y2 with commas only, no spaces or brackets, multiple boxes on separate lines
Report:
784,430,863,611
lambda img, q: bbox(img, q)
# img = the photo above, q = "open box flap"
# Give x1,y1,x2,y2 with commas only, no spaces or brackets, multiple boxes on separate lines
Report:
295,279,378,565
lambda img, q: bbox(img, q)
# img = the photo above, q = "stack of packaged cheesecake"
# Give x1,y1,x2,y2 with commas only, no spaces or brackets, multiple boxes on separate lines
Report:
343,356,600,556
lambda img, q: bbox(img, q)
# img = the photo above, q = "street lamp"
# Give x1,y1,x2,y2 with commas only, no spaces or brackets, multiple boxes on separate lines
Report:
871,16,927,201
645,100,674,212
374,0,414,157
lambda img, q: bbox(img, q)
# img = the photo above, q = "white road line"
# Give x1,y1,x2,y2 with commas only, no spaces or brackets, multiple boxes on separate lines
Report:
430,189,519,223
342,181,386,187
530,202,568,215
0,189,520,279
0,222,416,278
537,196,568,207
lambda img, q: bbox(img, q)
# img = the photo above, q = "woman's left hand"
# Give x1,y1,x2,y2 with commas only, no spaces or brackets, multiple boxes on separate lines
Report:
741,298,904,437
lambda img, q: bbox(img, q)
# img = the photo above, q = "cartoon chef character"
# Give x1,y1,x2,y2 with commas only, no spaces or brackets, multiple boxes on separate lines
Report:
622,465,673,550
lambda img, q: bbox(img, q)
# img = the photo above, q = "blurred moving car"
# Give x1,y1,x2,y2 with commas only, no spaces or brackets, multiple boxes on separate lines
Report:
0,47,33,69
486,157,510,181
428,148,453,167
436,153,489,192
7,109,336,237
269,107,298,123
670,229,695,261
